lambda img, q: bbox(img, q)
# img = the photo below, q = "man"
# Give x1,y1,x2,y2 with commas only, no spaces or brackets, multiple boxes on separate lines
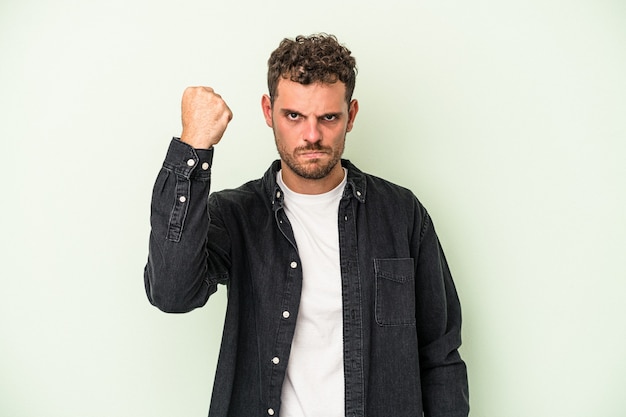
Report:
145,34,469,417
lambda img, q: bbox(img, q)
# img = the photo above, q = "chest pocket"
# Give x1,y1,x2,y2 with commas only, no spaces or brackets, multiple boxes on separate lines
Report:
374,258,416,326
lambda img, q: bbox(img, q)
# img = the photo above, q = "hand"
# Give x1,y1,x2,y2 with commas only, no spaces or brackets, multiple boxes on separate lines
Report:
180,86,233,149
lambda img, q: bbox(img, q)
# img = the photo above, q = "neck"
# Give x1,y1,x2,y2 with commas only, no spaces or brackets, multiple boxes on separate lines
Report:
280,162,345,195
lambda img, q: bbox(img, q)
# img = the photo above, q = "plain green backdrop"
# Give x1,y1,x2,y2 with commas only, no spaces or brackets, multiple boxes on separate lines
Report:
1,0,625,416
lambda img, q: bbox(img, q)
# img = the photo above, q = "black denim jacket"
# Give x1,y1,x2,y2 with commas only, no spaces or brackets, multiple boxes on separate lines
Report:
145,138,469,417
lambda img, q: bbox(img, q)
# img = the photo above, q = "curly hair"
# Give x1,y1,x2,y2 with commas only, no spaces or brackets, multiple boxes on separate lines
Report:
267,34,357,104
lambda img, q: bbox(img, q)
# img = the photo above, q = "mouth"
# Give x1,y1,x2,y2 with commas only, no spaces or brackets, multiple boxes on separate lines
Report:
296,145,330,159
299,151,328,159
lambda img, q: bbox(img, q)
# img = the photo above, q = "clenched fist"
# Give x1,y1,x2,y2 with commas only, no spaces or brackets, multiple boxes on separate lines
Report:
180,87,233,149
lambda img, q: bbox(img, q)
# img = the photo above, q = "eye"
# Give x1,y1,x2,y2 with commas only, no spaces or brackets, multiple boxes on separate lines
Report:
322,114,338,122
286,112,299,120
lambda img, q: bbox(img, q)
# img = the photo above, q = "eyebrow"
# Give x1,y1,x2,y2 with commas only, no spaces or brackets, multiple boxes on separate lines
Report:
281,108,343,119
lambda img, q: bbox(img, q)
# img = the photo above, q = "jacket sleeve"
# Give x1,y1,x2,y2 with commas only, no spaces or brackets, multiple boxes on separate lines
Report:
144,138,230,313
414,207,470,417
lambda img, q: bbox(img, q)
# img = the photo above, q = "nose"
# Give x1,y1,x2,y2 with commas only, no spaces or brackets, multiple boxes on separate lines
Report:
303,118,322,143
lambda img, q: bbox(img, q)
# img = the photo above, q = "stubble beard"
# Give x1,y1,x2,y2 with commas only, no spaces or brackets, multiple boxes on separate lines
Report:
275,135,345,180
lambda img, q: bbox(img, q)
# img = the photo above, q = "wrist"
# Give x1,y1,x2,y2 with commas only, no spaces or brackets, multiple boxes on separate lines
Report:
180,130,215,150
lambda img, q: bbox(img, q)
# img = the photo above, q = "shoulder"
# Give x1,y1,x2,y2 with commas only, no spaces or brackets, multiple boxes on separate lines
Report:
346,161,423,207
366,172,417,199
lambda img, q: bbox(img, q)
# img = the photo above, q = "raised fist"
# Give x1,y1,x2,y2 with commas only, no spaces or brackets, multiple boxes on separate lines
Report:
180,87,233,149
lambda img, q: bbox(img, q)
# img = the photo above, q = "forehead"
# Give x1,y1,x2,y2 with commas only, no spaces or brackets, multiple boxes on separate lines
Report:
274,78,348,111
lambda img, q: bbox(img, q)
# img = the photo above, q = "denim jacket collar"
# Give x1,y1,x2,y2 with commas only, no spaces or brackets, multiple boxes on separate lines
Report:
264,159,367,211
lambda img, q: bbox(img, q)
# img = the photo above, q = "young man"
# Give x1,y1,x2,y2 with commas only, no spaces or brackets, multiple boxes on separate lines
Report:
145,34,469,417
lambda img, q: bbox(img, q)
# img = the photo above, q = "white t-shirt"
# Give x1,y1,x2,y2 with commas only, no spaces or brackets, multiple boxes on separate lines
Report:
277,170,347,417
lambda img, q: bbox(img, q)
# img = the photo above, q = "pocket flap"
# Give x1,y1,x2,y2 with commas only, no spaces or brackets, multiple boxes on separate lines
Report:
374,258,414,283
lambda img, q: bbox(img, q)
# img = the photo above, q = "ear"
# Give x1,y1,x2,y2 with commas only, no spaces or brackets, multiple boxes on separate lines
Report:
261,94,273,128
346,99,359,132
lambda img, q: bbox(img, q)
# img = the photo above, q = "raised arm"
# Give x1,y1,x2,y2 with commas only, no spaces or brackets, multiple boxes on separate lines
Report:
144,87,233,313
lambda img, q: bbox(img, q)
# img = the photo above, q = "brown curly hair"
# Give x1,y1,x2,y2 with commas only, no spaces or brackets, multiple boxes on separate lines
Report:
267,34,357,104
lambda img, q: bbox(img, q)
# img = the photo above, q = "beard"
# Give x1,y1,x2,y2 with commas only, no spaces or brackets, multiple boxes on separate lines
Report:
275,136,345,180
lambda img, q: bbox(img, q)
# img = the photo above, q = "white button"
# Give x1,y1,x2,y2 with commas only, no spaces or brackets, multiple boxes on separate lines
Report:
282,311,290,319
202,162,209,170
179,196,186,203
290,261,297,269
187,159,195,166
276,191,281,198
356,190,362,196
272,357,280,364
268,409,275,416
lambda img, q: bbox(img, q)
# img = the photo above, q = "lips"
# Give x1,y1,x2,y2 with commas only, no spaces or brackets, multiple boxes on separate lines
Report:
299,151,328,158
296,145,330,158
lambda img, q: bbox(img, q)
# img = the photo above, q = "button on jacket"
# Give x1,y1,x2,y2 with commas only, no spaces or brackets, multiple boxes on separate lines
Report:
144,138,469,417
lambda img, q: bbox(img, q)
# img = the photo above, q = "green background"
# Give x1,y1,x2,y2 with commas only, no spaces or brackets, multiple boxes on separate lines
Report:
1,0,625,416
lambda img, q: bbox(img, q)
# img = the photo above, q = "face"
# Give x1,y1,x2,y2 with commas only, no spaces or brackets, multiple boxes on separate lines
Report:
262,78,359,193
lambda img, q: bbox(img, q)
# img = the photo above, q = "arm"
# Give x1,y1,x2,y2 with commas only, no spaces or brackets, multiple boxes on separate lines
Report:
415,210,470,416
144,87,233,313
